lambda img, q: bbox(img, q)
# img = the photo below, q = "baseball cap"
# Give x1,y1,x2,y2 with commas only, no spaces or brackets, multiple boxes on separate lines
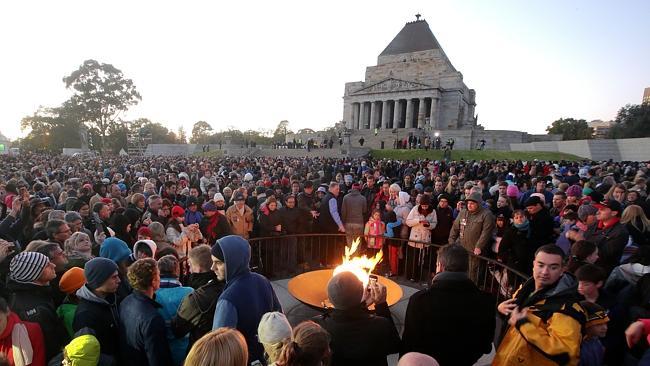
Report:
317,187,327,193
592,199,623,214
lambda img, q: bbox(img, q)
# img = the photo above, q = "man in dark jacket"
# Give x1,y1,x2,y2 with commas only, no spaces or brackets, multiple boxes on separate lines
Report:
341,183,368,245
8,251,69,360
211,235,282,365
172,265,224,349
73,257,121,357
524,196,556,249
585,199,629,273
314,271,401,366
119,258,172,366
401,245,495,366
199,201,232,243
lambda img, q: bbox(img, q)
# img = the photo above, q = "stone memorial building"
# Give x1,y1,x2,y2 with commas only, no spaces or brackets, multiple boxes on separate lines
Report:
343,15,477,131
335,15,560,150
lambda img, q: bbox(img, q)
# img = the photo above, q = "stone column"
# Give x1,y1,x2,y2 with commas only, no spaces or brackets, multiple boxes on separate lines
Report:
429,97,439,129
359,102,367,130
417,98,426,128
351,103,359,130
405,99,414,128
381,100,390,129
393,100,401,129
369,101,377,130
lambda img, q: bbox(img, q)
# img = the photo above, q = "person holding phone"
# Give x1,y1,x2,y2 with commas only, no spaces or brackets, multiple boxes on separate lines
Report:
315,271,400,366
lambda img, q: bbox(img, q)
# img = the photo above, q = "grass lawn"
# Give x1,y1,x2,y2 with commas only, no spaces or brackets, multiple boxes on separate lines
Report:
369,149,584,161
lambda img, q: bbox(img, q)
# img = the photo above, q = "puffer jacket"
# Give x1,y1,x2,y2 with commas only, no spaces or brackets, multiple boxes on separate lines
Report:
493,273,585,366
448,207,495,251
0,312,46,366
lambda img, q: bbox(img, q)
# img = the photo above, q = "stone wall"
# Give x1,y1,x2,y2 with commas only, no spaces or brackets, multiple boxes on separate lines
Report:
510,137,650,161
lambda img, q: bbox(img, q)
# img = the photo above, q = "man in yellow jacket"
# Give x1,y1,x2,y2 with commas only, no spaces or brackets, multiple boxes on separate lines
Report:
494,244,585,366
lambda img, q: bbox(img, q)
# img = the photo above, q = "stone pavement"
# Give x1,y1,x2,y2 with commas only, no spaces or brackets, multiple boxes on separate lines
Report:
271,278,495,366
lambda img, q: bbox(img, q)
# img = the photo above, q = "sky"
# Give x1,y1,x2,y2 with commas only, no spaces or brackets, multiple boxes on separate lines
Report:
1,0,649,141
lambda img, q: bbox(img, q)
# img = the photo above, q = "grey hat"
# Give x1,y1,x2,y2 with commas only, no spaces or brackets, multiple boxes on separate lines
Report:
465,192,483,204
257,312,292,344
64,211,82,223
578,203,598,222
327,271,363,310
10,252,49,283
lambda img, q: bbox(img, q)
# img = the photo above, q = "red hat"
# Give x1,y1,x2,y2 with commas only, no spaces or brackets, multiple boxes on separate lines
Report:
171,206,185,218
137,226,153,238
101,198,113,204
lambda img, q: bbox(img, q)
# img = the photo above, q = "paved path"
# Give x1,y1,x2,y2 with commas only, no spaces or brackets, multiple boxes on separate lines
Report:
271,278,495,365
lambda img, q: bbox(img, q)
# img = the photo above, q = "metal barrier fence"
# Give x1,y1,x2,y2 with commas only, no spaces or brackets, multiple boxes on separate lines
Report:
247,233,528,307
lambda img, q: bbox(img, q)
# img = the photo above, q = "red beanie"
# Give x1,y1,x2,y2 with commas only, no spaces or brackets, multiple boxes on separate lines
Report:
171,205,185,218
137,226,153,238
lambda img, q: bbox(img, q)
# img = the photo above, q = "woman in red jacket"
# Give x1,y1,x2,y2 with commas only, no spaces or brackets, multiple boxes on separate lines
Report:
0,297,46,366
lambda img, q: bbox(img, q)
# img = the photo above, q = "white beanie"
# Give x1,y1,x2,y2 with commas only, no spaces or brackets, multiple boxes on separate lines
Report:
213,193,225,202
244,172,253,182
257,312,292,344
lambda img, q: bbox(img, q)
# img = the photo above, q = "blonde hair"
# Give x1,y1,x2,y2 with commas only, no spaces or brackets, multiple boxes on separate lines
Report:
185,328,248,366
621,205,649,233
276,321,330,366
64,232,92,255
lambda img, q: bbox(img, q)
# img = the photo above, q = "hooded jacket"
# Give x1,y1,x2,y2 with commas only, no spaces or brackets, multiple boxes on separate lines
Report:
73,285,120,356
211,235,282,365
8,280,69,361
493,273,585,366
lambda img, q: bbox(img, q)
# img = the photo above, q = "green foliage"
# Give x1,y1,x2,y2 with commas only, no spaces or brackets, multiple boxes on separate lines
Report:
545,118,593,140
20,106,82,153
608,104,650,138
273,120,292,142
370,149,583,161
190,121,213,144
63,60,141,150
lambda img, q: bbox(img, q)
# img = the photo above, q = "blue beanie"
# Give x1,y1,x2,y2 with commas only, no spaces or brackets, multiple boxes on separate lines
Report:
100,237,132,264
84,257,118,290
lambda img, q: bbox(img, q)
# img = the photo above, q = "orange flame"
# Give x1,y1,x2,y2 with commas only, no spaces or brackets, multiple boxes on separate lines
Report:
332,237,383,286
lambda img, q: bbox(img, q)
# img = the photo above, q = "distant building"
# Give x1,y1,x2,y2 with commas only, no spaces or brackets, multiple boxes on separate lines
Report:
588,120,614,139
644,87,650,104
0,132,9,155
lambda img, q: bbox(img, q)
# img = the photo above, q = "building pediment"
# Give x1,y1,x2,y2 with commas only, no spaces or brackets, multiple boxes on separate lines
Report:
350,78,432,95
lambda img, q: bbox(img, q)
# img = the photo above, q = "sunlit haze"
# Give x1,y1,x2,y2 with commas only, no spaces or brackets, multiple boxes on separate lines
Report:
1,0,648,140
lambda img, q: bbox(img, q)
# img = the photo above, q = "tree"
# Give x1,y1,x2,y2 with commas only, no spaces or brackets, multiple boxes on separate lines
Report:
546,118,593,140
176,126,187,144
63,60,141,151
608,104,650,138
20,105,82,153
273,120,292,142
190,121,213,144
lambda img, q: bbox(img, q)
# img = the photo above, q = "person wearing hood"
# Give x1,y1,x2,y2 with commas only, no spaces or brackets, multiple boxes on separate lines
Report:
8,251,69,360
494,245,585,366
211,235,282,365
73,257,122,357
0,297,46,366
405,195,437,282
48,327,115,366
99,237,133,301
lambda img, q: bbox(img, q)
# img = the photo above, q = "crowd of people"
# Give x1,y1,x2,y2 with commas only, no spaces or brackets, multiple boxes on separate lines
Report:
0,151,649,365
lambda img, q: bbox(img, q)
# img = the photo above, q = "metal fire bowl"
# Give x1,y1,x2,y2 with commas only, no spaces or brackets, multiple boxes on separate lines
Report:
287,269,403,309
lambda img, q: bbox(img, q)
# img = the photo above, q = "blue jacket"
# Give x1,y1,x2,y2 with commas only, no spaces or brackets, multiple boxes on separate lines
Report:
156,279,193,366
119,291,173,366
212,235,282,365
